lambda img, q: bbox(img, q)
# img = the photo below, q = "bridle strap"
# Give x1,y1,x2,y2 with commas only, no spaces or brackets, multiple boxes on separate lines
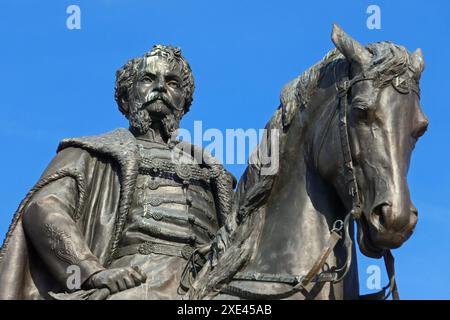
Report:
222,219,346,300
359,251,399,300
384,250,400,300
337,76,363,219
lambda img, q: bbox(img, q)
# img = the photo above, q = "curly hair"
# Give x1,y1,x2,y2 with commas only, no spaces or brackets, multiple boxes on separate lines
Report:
114,45,195,117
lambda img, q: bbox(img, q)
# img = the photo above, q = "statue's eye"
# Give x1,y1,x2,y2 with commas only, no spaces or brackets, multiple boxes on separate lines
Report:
167,80,179,88
141,75,154,83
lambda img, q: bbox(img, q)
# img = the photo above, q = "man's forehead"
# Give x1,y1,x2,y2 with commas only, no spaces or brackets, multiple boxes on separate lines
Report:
141,55,182,75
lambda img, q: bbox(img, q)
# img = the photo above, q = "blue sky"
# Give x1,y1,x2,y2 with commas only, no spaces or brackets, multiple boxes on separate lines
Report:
0,0,449,299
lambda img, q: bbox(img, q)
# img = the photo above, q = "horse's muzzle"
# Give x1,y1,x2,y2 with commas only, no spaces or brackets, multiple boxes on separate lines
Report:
367,203,418,249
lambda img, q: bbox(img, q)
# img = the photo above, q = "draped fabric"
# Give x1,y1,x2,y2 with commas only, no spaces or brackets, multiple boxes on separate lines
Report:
0,129,135,299
0,128,235,300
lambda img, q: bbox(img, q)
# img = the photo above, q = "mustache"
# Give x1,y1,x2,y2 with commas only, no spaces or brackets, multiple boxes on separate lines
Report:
142,92,179,111
128,100,179,137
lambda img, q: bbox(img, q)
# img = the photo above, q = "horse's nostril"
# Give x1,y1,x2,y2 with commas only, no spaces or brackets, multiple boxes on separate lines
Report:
371,203,393,229
411,205,418,216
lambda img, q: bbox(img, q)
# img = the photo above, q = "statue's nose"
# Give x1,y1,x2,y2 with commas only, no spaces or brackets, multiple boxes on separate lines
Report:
153,77,166,92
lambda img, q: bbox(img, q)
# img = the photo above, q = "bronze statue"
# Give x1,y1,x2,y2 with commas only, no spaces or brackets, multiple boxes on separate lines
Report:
0,25,427,300
188,24,428,300
0,45,235,300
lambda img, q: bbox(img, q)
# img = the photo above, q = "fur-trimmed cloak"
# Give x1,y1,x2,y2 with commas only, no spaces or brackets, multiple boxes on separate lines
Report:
0,128,234,299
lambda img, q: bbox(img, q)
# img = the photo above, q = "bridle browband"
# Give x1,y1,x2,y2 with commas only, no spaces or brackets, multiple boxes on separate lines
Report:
208,68,420,300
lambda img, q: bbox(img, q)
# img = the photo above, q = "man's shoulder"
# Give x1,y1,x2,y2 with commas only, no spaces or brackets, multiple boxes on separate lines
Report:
56,128,138,162
57,128,135,153
41,128,138,178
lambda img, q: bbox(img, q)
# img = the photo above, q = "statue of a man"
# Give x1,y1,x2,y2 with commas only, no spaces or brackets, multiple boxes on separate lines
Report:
0,45,235,300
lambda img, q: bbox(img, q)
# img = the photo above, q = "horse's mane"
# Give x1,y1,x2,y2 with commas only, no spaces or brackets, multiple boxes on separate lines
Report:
187,41,414,300
282,42,413,128
280,48,343,128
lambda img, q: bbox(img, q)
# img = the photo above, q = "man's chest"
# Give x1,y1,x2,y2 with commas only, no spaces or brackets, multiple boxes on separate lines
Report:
125,144,219,245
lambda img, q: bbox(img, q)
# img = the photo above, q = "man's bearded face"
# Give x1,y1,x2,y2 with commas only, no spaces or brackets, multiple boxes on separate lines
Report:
128,55,185,137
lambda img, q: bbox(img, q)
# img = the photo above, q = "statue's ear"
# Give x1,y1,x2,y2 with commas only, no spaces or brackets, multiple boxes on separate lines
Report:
331,24,371,68
117,87,130,118
410,48,425,80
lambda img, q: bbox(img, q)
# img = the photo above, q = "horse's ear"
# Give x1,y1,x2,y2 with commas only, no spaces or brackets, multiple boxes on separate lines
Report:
410,48,425,80
331,24,371,68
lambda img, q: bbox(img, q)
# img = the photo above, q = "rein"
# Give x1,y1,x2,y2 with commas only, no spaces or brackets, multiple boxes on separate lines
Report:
202,70,419,300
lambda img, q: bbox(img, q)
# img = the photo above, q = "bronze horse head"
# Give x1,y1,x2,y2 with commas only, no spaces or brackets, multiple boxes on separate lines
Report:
317,25,428,258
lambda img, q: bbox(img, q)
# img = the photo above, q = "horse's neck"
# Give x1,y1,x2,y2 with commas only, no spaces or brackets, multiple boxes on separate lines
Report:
231,60,360,299
239,92,359,299
247,104,343,273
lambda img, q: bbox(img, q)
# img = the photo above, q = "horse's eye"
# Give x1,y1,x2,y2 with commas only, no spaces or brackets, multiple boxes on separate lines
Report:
352,105,370,122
